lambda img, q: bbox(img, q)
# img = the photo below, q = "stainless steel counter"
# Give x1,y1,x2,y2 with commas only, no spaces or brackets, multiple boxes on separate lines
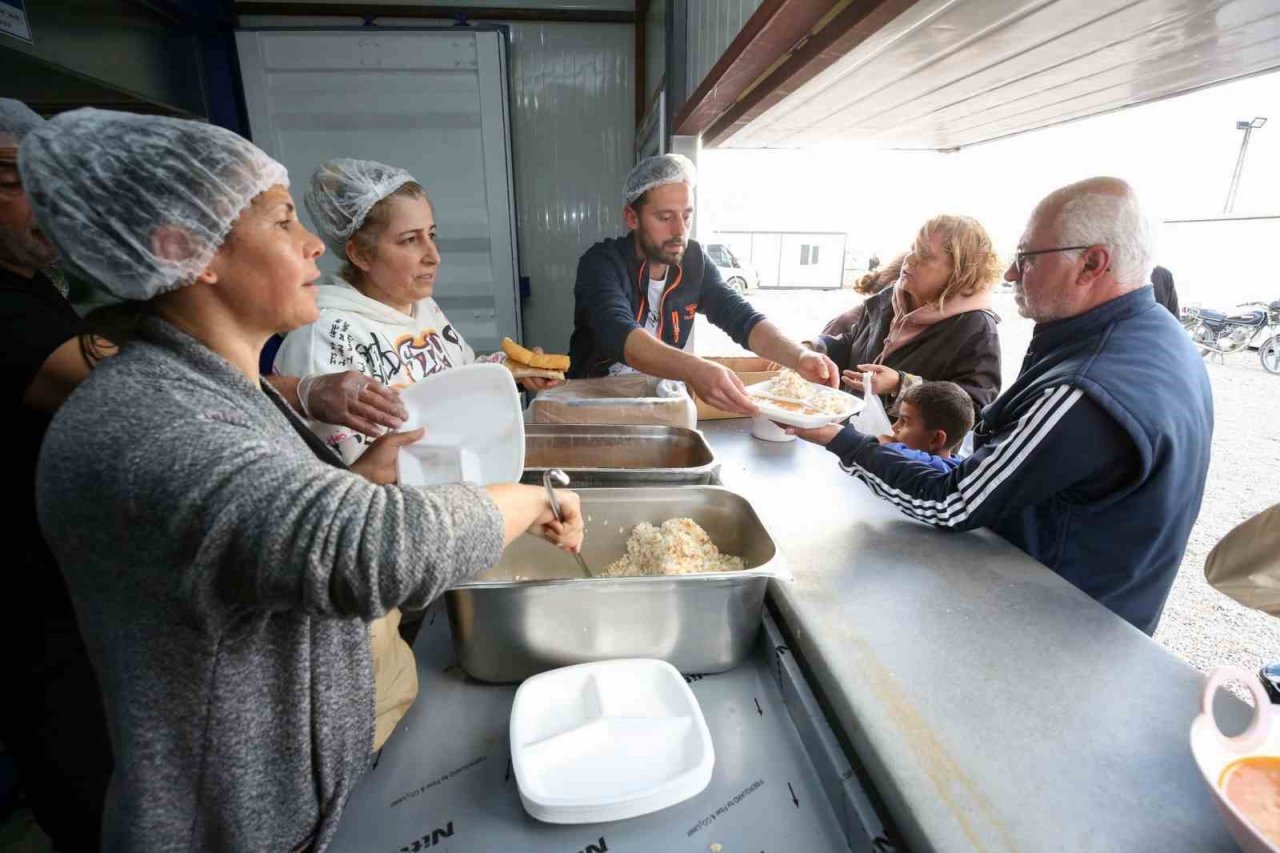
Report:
330,418,1245,852
699,419,1244,851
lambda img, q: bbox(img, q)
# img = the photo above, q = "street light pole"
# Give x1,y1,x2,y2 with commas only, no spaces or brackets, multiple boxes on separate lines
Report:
1224,116,1267,214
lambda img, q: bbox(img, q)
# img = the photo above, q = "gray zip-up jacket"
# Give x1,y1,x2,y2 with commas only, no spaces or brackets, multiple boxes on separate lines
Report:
35,316,505,852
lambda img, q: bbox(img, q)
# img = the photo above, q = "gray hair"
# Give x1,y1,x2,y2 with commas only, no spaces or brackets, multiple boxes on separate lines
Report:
1051,189,1152,287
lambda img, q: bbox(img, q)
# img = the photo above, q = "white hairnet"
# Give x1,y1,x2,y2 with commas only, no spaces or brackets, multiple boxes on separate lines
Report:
19,108,289,301
304,158,416,255
624,153,696,206
0,99,44,147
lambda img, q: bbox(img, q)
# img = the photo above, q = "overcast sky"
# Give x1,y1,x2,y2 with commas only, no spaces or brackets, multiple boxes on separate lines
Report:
701,68,1280,304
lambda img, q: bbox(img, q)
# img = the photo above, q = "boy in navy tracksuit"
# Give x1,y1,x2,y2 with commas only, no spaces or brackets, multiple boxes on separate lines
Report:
879,381,974,473
793,179,1213,635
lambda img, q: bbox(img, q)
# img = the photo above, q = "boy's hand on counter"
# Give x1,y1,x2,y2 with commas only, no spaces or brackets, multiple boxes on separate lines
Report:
531,488,585,554
784,423,843,446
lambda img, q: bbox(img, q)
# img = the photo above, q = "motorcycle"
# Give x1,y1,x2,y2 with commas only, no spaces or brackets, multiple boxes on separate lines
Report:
1181,298,1280,375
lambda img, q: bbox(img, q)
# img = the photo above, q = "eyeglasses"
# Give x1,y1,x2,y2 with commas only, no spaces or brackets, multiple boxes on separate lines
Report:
1011,245,1093,277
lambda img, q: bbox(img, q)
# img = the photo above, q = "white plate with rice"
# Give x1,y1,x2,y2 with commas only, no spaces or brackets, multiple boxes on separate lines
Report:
745,370,863,429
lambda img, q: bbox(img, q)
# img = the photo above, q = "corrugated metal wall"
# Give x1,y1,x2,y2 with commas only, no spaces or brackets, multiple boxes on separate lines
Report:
644,0,667,105
685,0,762,97
237,15,634,352
505,22,634,351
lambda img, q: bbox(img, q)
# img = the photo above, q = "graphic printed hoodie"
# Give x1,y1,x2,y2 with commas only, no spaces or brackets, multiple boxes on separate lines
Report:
274,273,481,464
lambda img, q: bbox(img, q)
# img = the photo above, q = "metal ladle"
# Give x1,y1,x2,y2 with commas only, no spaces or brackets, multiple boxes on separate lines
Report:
543,468,591,578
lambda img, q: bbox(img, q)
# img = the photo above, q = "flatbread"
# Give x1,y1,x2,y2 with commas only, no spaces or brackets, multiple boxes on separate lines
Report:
501,337,570,372
504,362,564,381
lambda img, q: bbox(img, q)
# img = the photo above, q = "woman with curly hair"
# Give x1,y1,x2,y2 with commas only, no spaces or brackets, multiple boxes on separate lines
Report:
811,215,1003,415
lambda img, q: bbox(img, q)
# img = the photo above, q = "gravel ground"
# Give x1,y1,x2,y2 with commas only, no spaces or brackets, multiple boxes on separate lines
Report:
1153,355,1280,672
697,286,1280,673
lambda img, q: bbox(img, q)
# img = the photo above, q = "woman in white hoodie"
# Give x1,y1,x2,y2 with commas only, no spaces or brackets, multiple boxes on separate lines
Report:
275,158,555,463
275,158,557,750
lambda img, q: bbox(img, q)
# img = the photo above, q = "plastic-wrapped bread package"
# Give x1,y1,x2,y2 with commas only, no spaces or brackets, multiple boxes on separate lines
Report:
529,375,697,428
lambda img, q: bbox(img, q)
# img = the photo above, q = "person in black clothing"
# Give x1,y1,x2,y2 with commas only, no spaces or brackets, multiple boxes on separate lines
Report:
810,215,1004,416
1150,264,1179,317
1,97,112,853
568,153,838,415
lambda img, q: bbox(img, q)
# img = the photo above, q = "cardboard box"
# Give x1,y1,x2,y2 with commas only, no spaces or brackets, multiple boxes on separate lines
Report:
693,356,782,421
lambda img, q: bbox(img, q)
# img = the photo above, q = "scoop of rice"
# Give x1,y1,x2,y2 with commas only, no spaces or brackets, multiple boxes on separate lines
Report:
768,369,815,399
600,518,744,577
763,369,850,415
804,389,852,414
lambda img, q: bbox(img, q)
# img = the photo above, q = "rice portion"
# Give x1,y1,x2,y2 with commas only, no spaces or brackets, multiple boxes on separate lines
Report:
804,389,853,415
763,369,851,415
768,369,815,399
600,518,745,577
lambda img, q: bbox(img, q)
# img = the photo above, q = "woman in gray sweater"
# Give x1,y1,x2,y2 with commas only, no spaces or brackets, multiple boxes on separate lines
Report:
22,109,583,852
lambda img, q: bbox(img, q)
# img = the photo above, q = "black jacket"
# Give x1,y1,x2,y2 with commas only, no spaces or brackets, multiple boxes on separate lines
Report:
1150,266,1179,317
817,287,1001,414
568,235,764,378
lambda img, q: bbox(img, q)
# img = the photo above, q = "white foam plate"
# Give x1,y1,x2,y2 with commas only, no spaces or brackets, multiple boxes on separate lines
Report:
396,363,525,487
745,377,863,429
510,659,715,824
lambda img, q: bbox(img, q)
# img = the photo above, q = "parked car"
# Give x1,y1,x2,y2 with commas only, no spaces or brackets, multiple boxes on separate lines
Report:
706,242,760,292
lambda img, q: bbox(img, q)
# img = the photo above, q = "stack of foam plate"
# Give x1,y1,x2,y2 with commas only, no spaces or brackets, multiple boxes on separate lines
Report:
396,363,525,486
509,659,715,824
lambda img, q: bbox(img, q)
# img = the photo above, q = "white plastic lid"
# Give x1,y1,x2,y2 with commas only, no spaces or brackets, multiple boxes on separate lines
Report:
396,363,525,486
510,658,715,824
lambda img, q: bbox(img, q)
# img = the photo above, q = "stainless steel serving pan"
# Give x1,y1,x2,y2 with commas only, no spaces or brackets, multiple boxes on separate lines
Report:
519,424,719,487
445,486,784,682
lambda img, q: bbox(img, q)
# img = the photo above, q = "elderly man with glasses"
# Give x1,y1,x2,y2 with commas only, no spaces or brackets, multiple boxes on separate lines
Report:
793,177,1213,636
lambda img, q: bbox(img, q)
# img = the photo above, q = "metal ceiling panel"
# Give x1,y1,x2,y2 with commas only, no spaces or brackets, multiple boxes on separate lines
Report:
722,0,1280,149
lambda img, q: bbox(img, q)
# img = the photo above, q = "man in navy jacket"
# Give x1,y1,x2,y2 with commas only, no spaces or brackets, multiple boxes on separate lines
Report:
792,177,1213,635
568,154,838,414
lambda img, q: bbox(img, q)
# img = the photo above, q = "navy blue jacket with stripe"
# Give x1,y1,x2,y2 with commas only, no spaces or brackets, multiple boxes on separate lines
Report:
827,286,1213,635
567,235,765,378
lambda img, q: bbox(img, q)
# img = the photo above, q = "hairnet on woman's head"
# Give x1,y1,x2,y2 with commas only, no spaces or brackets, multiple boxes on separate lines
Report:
304,158,415,255
0,99,44,148
624,153,696,206
18,108,289,301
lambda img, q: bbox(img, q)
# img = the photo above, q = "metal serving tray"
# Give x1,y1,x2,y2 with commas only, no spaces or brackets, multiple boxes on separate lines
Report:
445,486,784,682
519,424,719,486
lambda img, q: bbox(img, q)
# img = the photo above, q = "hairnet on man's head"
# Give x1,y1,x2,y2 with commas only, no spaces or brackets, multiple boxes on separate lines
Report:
18,108,289,301
624,153,696,206
304,158,416,255
0,99,44,148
